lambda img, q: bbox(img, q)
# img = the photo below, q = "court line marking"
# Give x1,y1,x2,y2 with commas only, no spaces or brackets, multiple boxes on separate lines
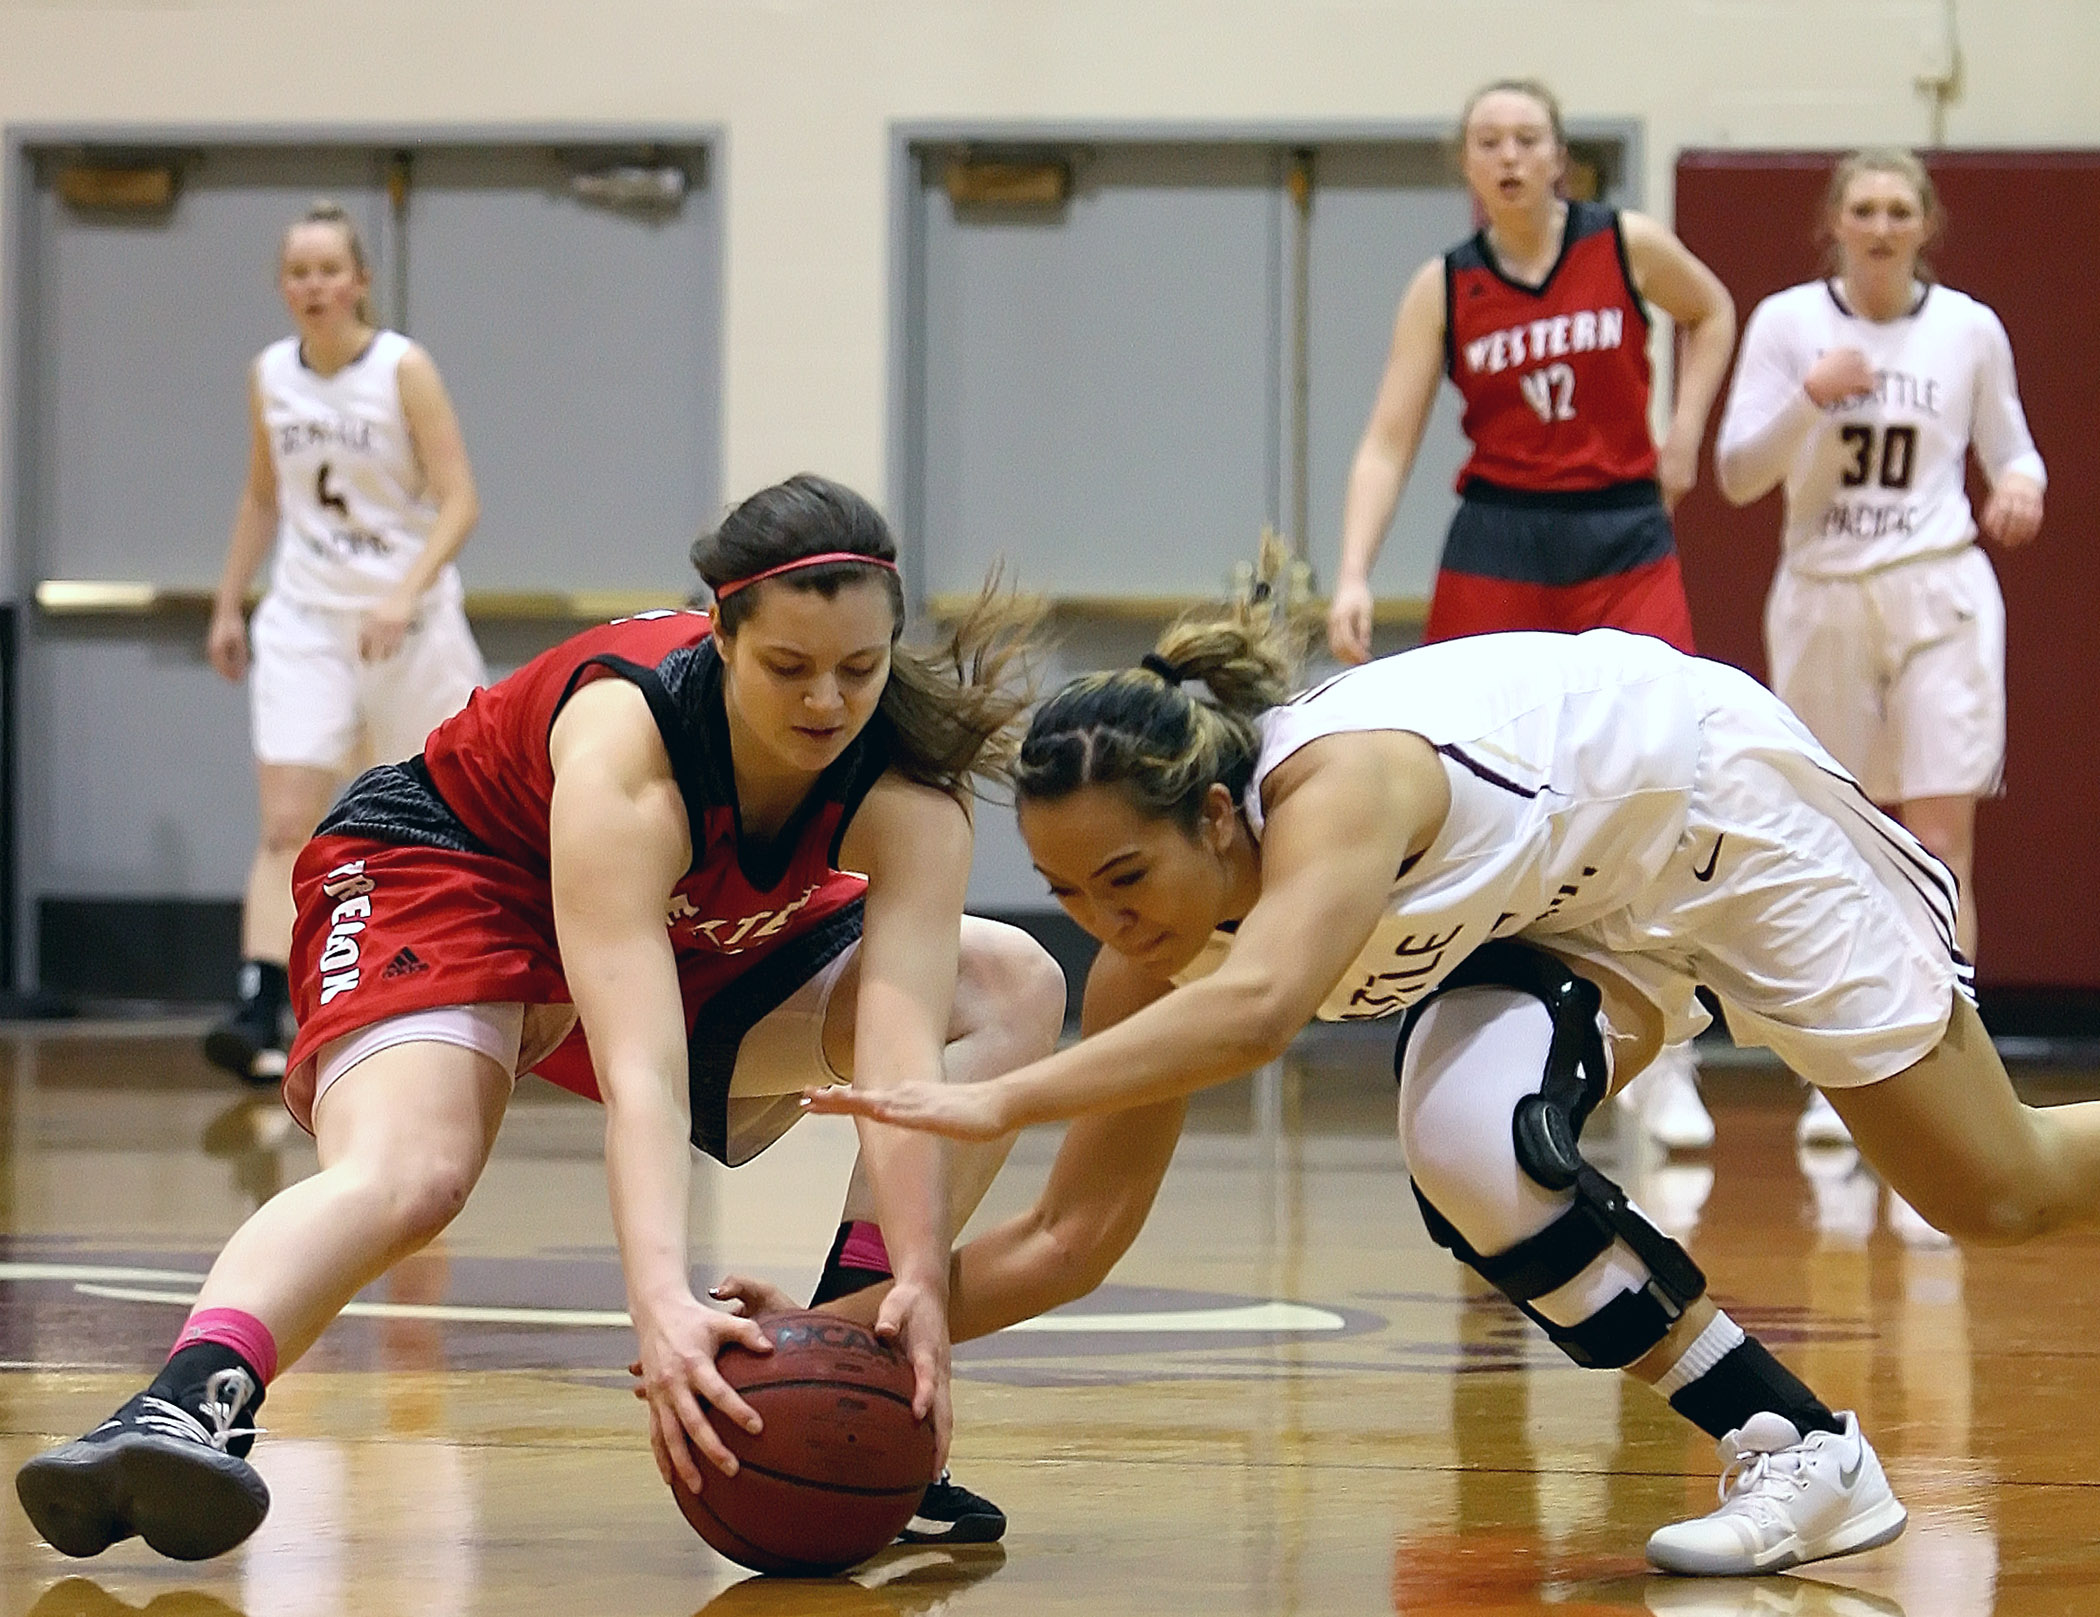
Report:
4,1264,1345,1335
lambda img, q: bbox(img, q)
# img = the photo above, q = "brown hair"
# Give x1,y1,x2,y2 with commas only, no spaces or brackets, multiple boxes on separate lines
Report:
282,200,377,326
1014,532,1314,830
1820,148,1945,279
693,473,1042,802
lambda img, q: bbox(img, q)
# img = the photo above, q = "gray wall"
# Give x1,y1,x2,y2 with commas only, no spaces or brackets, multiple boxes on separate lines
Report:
900,133,1623,910
10,136,720,984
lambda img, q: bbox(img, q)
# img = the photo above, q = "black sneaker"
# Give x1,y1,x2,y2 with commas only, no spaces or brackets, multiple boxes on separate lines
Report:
897,1470,1006,1545
203,999,286,1087
15,1368,270,1560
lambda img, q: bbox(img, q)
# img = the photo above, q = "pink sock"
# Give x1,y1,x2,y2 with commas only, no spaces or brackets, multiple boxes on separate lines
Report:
173,1307,280,1386
839,1220,891,1276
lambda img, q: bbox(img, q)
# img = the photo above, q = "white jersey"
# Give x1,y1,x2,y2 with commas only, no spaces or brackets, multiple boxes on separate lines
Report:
1202,631,1702,1023
1715,280,2045,578
257,330,460,611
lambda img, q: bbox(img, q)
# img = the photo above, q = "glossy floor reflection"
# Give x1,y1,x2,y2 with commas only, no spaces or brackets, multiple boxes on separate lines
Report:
4,1019,2099,1615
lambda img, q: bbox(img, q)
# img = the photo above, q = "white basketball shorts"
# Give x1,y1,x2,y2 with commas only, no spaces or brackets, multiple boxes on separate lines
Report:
1763,545,2006,804
1553,659,1970,1090
250,591,487,771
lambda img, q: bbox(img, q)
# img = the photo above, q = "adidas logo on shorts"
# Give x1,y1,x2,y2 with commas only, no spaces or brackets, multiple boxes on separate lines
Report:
380,947,429,981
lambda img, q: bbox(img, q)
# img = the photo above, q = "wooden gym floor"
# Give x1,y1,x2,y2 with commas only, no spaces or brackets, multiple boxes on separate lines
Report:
3,1018,2098,1616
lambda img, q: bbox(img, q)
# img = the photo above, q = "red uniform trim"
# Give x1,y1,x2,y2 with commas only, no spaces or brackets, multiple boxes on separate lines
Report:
1423,552,1697,653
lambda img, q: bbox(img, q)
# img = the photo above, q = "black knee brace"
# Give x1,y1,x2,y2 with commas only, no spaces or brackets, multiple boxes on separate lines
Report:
1398,941,1707,1370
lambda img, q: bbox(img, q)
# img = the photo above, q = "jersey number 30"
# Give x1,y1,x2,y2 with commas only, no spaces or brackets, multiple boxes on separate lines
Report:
1838,423,1917,491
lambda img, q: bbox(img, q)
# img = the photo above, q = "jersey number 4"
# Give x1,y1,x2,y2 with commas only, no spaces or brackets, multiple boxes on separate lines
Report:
1838,423,1917,491
315,461,351,519
1520,363,1576,424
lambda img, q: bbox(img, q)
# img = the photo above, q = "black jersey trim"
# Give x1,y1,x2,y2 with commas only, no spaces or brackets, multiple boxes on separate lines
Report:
315,754,501,858
1450,199,1612,300
1604,207,1653,333
1438,742,1543,799
554,650,718,877
1824,278,1932,322
296,331,382,376
686,897,865,1165
1457,477,1663,512
555,639,888,894
1441,252,1460,381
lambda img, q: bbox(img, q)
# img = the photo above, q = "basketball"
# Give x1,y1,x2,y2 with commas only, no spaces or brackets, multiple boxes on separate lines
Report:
669,1310,938,1576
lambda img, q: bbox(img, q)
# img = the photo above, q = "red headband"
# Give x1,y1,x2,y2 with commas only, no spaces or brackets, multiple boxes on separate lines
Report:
711,551,900,602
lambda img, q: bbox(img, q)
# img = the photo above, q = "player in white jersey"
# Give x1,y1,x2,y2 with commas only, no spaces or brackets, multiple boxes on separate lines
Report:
1717,149,2042,953
1716,149,2043,1148
792,549,2100,1580
203,203,486,1082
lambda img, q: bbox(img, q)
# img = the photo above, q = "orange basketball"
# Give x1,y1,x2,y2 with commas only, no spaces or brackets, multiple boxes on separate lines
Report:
669,1310,937,1576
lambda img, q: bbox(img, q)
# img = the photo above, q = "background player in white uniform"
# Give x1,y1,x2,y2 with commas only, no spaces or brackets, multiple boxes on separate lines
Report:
794,552,2100,1579
203,202,487,1081
1717,144,2041,1004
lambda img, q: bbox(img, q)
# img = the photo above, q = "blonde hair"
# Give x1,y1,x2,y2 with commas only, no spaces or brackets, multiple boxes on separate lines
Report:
282,200,377,326
1458,78,1567,151
1014,533,1314,829
1821,148,1944,277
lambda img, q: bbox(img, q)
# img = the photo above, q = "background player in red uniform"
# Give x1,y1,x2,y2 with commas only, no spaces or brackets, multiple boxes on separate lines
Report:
15,474,1062,1563
1326,78,1737,1149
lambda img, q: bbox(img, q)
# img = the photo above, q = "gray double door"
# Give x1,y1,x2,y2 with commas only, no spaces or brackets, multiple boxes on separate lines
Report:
904,140,1503,610
10,140,719,984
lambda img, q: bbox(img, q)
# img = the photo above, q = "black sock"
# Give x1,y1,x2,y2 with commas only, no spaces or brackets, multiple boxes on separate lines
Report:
237,960,289,1015
809,1221,892,1306
1668,1337,1840,1440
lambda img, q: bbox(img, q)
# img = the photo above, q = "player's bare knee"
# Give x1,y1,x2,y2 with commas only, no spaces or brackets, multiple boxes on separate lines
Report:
373,1150,481,1246
956,924,1065,1064
1924,1177,2063,1246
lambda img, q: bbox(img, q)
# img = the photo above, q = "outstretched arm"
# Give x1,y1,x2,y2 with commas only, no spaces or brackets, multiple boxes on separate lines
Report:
807,731,1445,1136
724,944,1189,1340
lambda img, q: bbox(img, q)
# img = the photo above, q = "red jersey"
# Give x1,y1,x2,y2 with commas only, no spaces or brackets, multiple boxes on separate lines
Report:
288,609,884,1122
1444,202,1657,493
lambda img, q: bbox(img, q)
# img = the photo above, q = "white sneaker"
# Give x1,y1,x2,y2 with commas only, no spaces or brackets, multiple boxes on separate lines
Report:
1797,1089,1852,1148
1645,1411,1906,1576
1623,1046,1715,1150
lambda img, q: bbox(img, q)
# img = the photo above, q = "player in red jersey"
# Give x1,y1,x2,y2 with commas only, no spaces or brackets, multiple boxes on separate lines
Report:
1327,80,1737,1153
1327,79,1735,660
15,474,1062,1562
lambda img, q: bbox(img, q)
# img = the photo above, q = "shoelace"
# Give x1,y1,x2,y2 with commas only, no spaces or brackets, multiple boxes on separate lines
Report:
1714,1440,1816,1517
97,1370,265,1455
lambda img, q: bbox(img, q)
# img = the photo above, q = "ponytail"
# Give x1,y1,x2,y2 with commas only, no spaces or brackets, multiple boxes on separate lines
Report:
1015,532,1314,829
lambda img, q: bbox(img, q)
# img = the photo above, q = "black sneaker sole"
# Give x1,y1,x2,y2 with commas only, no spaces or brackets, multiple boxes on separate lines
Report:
897,1511,1007,1545
16,1434,270,1561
